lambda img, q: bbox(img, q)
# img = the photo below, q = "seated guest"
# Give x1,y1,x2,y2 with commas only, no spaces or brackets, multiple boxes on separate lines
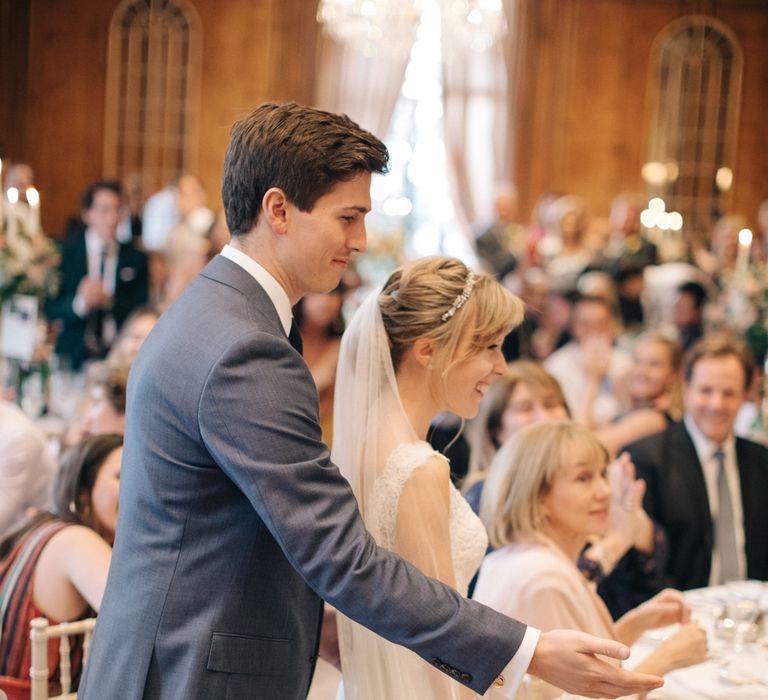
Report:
475,421,707,699
625,333,768,590
105,305,160,367
539,196,593,291
597,193,658,273
0,401,56,535
465,362,663,615
465,361,569,506
0,434,122,697
590,333,682,455
292,282,348,444
545,294,631,426
63,365,128,447
673,281,706,351
45,180,149,371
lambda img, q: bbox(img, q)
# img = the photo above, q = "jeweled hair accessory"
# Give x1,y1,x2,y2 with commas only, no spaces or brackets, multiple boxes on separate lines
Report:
441,270,478,322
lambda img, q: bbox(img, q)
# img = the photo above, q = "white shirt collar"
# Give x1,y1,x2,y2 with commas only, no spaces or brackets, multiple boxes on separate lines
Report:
220,244,292,336
85,228,116,255
683,414,736,461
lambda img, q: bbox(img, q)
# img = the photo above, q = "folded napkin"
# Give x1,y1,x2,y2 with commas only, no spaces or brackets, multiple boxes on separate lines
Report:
671,656,768,699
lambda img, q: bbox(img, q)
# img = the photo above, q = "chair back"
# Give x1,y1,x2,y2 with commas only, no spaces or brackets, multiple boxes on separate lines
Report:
29,617,96,700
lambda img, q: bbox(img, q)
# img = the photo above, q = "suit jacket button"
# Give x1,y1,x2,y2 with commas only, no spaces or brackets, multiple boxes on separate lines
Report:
460,672,472,682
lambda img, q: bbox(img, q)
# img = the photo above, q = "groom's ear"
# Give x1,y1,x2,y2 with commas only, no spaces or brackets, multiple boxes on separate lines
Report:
262,187,289,234
412,337,435,369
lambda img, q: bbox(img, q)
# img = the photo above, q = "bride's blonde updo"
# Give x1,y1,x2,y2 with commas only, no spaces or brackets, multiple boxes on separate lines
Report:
379,256,525,375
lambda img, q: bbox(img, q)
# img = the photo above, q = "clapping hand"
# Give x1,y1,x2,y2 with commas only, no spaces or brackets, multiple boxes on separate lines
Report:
608,454,653,553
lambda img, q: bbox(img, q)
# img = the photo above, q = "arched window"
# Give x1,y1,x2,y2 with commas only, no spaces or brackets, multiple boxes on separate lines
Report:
645,16,743,239
103,0,202,195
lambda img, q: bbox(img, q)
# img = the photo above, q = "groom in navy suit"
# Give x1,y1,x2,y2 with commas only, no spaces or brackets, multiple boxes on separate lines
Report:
80,103,662,700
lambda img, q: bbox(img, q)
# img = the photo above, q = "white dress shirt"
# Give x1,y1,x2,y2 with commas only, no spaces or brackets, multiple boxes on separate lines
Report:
683,415,746,584
73,228,118,316
220,245,292,335
544,341,631,426
219,246,539,696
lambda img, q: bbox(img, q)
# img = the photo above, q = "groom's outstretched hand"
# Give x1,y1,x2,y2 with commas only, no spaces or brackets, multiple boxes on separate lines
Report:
527,629,663,698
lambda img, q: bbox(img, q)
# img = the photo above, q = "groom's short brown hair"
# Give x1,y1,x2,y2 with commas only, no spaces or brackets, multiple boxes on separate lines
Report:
222,102,389,236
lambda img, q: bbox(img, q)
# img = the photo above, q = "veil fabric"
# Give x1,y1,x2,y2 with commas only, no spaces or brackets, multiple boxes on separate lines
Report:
332,288,473,700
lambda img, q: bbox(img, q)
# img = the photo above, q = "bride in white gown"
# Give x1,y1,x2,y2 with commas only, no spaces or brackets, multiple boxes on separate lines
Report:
332,256,524,700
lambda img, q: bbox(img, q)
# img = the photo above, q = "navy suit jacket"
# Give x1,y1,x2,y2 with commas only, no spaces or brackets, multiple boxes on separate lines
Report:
625,421,768,591
79,256,527,700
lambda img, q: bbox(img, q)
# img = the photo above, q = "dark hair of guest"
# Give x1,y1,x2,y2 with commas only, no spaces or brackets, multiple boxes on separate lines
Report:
0,434,124,561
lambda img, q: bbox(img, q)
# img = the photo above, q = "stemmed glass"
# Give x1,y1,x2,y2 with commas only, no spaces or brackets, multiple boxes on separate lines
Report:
725,580,763,653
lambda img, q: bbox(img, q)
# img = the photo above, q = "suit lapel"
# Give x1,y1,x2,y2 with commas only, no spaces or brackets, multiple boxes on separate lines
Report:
669,423,713,526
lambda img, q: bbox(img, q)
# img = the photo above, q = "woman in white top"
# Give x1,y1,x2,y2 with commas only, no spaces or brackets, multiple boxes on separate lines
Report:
333,256,524,700
474,421,707,699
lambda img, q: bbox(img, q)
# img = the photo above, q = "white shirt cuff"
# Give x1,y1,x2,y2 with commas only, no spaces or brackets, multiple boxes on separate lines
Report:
487,626,541,698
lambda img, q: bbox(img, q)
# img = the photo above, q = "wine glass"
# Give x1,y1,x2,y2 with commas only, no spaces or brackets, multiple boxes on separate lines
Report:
726,579,763,653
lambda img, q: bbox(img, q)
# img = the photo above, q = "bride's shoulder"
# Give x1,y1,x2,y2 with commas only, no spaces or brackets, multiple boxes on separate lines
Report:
385,441,447,476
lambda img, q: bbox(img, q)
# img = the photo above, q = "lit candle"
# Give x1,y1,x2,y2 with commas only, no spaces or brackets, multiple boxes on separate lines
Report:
26,187,40,237
6,186,19,244
735,227,752,286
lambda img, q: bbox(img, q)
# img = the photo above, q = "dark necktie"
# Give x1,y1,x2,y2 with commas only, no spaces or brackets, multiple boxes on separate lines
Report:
288,320,303,355
713,448,740,583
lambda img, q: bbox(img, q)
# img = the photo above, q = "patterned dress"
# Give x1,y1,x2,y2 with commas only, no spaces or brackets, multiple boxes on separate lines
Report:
0,517,88,698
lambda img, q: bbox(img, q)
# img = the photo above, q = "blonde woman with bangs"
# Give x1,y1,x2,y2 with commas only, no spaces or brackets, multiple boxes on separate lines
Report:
475,421,707,699
333,255,526,699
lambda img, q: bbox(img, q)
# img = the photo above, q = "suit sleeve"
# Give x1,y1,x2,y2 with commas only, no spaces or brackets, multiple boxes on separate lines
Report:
197,331,528,694
44,240,83,321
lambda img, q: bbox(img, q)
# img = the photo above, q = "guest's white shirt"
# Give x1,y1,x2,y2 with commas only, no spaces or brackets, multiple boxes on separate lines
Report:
73,229,118,317
219,245,539,697
683,415,746,584
0,401,57,535
544,341,631,426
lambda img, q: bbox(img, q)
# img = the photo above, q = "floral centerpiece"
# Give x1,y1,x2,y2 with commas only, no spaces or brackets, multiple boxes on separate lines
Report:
0,199,60,413
0,210,59,305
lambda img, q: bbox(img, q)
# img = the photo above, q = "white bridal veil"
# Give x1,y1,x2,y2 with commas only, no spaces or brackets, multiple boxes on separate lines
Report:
331,287,472,700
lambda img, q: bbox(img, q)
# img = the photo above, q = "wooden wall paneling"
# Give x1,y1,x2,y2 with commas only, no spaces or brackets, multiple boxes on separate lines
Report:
0,0,30,163
26,0,114,237
714,5,768,229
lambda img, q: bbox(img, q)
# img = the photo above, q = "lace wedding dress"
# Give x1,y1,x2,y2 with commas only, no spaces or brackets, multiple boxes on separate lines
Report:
373,441,488,595
332,288,489,700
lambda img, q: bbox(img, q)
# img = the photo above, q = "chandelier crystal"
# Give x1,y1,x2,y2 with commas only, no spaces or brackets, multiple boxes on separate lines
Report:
441,0,506,53
317,0,423,59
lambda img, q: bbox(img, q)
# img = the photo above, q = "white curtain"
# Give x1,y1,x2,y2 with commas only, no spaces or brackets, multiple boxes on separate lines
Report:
314,33,416,140
442,41,509,241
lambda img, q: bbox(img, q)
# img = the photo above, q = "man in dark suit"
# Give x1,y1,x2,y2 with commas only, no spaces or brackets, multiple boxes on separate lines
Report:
45,180,149,370
80,103,661,700
625,333,768,591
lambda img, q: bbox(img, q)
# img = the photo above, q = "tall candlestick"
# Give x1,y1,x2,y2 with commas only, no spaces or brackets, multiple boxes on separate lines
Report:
6,187,19,245
26,187,41,237
735,227,752,287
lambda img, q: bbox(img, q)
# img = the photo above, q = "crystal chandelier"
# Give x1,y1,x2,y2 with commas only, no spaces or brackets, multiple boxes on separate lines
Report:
317,0,423,59
441,0,506,53
317,0,505,57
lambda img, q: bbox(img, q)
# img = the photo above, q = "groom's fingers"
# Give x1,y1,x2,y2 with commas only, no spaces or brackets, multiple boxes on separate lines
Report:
588,661,664,696
579,636,630,660
528,630,664,698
